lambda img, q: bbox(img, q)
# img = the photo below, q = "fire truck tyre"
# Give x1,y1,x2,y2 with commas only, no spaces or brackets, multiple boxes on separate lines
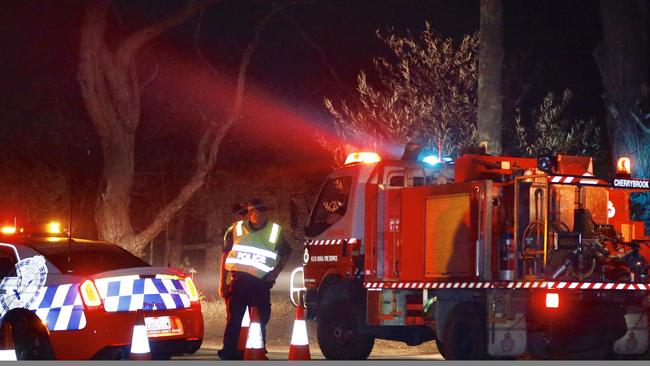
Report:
317,300,374,360
437,304,486,360
11,316,54,360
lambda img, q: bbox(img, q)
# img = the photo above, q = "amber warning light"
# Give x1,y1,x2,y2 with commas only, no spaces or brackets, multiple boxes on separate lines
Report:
46,221,61,234
616,157,631,177
79,280,103,308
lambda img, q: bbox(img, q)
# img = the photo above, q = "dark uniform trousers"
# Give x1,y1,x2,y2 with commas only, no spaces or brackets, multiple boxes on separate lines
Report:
222,272,272,355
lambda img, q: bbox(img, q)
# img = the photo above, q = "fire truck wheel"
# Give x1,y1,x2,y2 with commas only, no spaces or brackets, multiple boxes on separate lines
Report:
10,315,54,360
317,299,374,360
437,304,486,360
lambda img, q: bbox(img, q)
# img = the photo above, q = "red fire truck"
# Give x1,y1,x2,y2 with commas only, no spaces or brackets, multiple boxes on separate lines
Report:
290,146,650,359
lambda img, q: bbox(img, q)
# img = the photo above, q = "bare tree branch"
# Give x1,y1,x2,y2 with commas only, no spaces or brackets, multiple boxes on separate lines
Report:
116,0,222,66
132,6,282,250
139,63,159,91
193,9,220,81
78,0,113,138
632,110,650,134
110,0,125,26
279,11,353,97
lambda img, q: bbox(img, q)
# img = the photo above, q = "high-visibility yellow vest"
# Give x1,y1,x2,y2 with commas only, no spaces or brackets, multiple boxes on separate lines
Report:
224,220,282,279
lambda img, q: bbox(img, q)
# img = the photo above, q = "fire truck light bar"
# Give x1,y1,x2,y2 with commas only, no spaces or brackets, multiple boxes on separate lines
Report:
345,152,381,165
0,227,16,234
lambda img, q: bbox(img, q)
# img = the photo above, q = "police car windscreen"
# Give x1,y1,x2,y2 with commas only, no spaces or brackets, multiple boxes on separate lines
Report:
31,241,150,275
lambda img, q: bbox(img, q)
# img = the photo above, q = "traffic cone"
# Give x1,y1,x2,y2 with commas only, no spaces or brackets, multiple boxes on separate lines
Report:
0,322,17,361
288,305,311,360
244,307,268,360
129,309,152,360
237,306,251,356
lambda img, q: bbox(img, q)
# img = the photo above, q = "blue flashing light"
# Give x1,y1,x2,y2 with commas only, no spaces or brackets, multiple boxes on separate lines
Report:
422,155,440,166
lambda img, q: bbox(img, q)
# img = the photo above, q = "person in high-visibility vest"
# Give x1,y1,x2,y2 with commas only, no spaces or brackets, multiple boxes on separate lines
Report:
217,199,292,360
218,202,247,300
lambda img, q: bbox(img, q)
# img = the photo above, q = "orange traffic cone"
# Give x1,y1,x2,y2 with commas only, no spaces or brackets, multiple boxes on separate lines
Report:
288,305,311,360
237,306,251,356
0,322,17,361
244,307,268,360
129,309,152,360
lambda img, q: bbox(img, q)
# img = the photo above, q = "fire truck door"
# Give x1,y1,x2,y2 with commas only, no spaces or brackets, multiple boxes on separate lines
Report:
385,189,402,280
374,168,405,281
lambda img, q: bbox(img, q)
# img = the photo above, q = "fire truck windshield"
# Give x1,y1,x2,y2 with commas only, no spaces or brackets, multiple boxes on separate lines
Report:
30,241,150,275
305,176,351,237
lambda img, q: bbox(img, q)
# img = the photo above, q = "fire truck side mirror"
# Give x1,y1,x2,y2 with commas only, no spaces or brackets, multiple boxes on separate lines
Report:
289,194,309,240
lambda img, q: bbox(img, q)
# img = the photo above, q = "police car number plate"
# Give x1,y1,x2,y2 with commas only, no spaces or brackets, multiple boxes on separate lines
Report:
145,316,172,334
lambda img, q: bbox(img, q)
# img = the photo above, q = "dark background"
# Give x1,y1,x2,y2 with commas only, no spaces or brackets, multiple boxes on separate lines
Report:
0,0,608,239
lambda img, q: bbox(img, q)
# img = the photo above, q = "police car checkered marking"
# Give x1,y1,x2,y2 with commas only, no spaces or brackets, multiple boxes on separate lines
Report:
29,284,87,331
95,277,190,312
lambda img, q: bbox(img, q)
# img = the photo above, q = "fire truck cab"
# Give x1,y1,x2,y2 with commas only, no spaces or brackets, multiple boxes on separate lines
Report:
292,147,650,359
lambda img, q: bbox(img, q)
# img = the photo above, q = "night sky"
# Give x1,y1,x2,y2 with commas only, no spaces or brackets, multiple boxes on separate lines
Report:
0,0,612,231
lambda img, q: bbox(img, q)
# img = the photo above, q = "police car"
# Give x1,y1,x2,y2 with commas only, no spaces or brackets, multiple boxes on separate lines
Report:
0,223,203,360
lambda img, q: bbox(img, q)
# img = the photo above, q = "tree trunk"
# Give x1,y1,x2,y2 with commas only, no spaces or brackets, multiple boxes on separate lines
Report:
79,0,277,256
95,133,136,246
478,0,504,155
595,0,649,177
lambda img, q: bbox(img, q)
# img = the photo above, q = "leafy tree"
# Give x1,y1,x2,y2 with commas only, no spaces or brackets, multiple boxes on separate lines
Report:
514,90,600,157
323,23,479,165
324,23,601,165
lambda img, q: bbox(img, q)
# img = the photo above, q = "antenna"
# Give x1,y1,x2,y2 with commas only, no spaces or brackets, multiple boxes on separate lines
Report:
66,144,74,273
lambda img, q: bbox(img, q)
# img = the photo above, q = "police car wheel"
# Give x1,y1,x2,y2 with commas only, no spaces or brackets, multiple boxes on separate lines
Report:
11,316,54,360
438,303,486,360
317,299,374,360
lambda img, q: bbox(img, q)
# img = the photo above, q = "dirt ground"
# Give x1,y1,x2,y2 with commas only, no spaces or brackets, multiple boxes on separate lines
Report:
201,294,440,358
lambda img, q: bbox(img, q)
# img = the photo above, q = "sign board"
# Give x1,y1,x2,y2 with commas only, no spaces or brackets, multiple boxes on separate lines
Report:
612,178,650,189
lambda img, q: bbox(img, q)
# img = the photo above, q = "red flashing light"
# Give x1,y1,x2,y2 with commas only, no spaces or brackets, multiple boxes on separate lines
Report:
545,293,559,309
344,152,381,165
0,227,16,235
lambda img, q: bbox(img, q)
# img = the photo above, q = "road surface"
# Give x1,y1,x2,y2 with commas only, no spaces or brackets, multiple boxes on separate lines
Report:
174,341,444,361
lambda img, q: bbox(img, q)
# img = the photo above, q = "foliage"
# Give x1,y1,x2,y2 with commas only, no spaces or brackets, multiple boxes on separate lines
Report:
323,23,479,164
513,90,600,156
323,23,601,166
